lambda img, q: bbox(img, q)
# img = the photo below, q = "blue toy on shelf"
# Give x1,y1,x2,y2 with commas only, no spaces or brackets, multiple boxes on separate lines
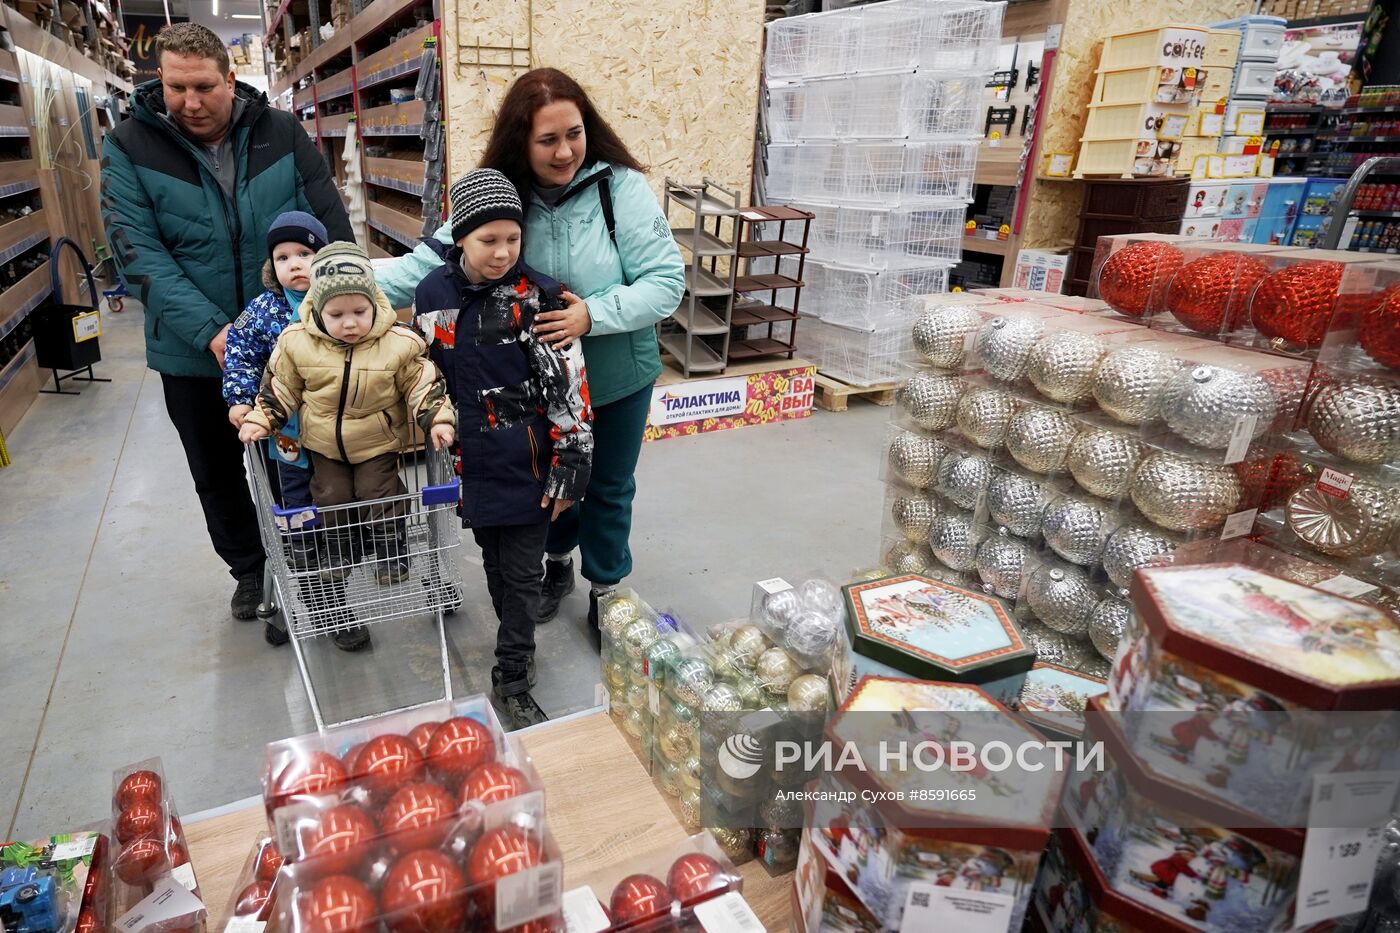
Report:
0,867,61,933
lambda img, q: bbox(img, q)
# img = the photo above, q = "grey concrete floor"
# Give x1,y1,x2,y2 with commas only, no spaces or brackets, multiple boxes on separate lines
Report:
0,305,891,839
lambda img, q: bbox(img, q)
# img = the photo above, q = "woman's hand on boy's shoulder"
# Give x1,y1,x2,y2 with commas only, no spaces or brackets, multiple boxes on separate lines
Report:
533,289,591,349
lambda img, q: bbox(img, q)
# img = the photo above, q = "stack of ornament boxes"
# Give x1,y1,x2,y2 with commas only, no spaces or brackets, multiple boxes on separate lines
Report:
1074,25,1208,178
1048,561,1400,933
760,0,1001,386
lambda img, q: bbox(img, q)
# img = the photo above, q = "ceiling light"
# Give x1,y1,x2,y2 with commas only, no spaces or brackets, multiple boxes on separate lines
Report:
212,0,219,14
230,12,261,18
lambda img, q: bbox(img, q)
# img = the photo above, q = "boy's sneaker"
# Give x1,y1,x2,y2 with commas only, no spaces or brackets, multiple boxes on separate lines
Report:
332,624,372,652
377,558,410,586
231,570,263,620
491,668,548,729
288,534,319,572
538,558,574,622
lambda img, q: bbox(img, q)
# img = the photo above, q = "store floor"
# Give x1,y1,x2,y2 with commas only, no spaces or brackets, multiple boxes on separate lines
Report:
0,305,891,839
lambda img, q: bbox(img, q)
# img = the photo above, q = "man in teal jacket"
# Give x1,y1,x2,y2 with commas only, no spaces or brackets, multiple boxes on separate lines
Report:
101,23,352,623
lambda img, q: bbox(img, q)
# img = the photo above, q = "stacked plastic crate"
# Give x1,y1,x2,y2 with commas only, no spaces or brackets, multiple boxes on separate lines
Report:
761,0,1004,386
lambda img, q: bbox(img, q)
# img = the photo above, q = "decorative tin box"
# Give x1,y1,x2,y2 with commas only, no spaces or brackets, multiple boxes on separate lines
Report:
833,575,1036,704
1111,563,1400,824
807,677,1064,931
1014,661,1109,741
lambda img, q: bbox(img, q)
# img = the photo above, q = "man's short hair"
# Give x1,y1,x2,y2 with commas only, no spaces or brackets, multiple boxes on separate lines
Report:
156,23,230,74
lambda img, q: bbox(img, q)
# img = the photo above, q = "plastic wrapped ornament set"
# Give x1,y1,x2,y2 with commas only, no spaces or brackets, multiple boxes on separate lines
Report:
596,581,841,867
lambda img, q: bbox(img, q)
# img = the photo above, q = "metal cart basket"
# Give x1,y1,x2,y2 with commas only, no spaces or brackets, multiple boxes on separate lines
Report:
245,437,463,729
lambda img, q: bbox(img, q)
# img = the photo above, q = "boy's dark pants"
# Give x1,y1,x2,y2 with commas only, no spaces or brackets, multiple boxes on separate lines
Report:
472,521,550,695
309,451,407,559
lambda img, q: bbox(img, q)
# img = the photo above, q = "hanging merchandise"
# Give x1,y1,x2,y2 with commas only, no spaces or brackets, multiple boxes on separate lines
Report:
342,118,368,252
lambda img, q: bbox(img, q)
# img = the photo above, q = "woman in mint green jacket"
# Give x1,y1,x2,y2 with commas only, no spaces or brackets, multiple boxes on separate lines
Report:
378,68,684,635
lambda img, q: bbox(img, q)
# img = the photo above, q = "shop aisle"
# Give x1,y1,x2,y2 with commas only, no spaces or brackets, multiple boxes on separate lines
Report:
0,306,890,839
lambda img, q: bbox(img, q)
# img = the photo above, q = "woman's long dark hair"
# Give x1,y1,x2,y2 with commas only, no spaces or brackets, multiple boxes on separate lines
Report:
479,68,646,199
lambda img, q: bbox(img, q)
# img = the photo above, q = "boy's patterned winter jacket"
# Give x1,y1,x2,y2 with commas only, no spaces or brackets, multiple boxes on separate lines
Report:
222,263,297,407
413,248,592,528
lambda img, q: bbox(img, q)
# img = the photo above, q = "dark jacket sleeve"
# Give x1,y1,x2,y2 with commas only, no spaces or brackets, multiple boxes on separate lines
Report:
101,135,228,355
292,121,353,242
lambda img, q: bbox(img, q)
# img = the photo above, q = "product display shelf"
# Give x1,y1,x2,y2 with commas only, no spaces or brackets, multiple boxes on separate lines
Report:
662,178,742,377
731,205,813,363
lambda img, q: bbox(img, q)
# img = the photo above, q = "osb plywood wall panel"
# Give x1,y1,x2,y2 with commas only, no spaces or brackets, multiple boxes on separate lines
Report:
445,0,764,202
1023,0,1251,249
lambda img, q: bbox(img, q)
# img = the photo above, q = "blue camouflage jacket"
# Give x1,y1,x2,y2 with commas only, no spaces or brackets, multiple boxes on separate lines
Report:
222,277,296,407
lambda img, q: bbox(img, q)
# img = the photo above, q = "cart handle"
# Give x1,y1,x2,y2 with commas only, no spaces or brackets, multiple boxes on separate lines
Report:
49,237,99,311
421,444,459,506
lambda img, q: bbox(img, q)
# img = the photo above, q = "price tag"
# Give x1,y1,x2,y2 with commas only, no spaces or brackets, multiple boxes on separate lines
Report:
116,878,206,933
1219,508,1257,541
756,578,790,596
694,891,765,933
988,131,1001,148
1295,771,1400,926
1317,467,1354,498
171,863,198,892
1045,23,1061,50
224,920,264,933
560,887,609,933
1045,153,1073,177
594,682,608,708
901,883,1015,933
1222,414,1258,465
648,682,661,716
1315,574,1379,599
72,311,102,342
1236,110,1267,135
1199,112,1225,137
1159,114,1188,139
51,836,98,861
495,861,562,930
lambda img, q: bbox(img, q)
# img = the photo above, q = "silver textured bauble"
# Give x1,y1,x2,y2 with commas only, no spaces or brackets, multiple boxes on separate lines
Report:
1026,331,1108,403
885,539,934,574
1087,597,1131,662
956,387,1019,449
936,450,994,510
1021,618,1096,669
975,316,1045,382
1067,428,1145,499
671,658,715,707
784,610,839,667
975,531,1030,599
798,579,845,618
1286,478,1400,559
1092,347,1181,425
600,595,642,641
1306,376,1400,466
887,430,943,488
623,617,659,660
930,511,984,571
1102,524,1179,589
913,305,983,369
1042,495,1112,566
1160,365,1277,449
1026,565,1098,636
1129,453,1243,532
762,588,802,635
898,371,966,432
891,494,940,541
987,470,1049,538
1076,655,1112,679
1006,407,1079,474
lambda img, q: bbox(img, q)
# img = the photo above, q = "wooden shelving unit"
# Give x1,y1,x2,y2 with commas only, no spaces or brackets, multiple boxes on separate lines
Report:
265,0,444,259
731,206,810,364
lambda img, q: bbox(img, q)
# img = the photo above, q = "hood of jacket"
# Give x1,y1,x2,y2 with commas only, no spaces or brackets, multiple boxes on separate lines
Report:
130,78,269,138
300,282,398,348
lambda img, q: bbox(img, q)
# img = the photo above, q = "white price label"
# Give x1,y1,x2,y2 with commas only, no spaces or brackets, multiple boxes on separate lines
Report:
1315,574,1379,599
1222,414,1258,465
902,883,1015,932
495,861,562,930
1044,24,1061,50
648,682,661,716
73,311,101,342
594,682,608,708
274,802,318,858
695,891,765,933
50,836,98,861
116,878,206,933
1219,508,1257,541
1317,467,1354,498
224,920,264,933
560,887,609,933
171,862,198,892
740,211,768,222
1295,771,1400,927
756,578,791,596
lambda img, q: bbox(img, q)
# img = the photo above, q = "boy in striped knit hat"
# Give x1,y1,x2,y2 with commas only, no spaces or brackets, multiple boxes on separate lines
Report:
413,168,593,728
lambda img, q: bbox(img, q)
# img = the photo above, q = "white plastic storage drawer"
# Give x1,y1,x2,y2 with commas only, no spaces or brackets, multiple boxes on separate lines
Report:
1183,181,1229,218
1233,60,1278,99
1239,23,1285,61
1223,100,1267,136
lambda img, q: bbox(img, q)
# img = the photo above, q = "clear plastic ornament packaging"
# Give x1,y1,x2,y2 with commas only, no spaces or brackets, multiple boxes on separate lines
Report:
275,788,565,933
1088,233,1207,322
1236,248,1388,357
1317,256,1400,377
222,835,284,929
108,756,204,924
1142,240,1291,342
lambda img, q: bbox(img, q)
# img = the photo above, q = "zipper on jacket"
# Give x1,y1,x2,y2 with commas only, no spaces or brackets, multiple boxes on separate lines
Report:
526,424,541,481
335,346,353,463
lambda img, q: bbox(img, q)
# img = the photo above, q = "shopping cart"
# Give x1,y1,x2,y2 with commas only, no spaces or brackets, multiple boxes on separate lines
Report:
245,434,463,729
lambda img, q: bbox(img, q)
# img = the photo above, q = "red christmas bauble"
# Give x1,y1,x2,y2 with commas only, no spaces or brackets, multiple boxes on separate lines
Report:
466,828,543,887
1235,452,1308,513
379,782,458,852
168,843,190,869
342,744,366,769
115,771,163,811
115,837,170,886
74,909,102,933
426,718,495,788
235,881,273,918
1097,241,1184,318
255,842,285,884
380,849,468,933
302,805,379,878
459,762,529,806
115,803,164,845
609,873,673,925
273,752,349,803
166,816,183,848
666,852,727,906
1250,260,1344,348
1165,253,1267,334
302,874,378,933
1360,283,1400,369
407,722,439,758
352,735,425,800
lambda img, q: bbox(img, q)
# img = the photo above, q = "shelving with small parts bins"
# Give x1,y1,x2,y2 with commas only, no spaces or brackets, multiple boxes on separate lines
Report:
266,0,444,260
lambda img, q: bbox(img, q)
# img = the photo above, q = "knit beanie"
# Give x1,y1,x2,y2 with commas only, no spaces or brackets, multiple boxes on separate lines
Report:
306,242,378,312
266,210,329,259
450,169,523,244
